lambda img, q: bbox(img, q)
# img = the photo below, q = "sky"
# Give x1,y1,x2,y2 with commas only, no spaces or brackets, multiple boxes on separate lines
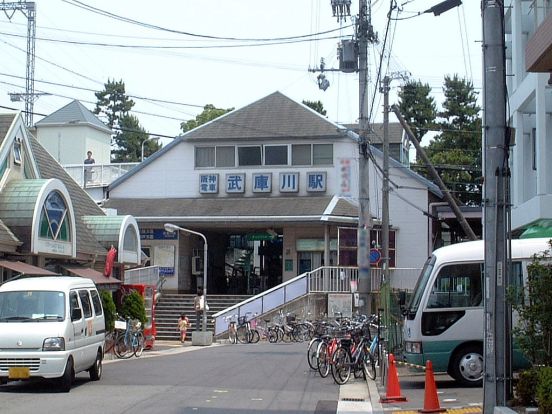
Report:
0,0,482,144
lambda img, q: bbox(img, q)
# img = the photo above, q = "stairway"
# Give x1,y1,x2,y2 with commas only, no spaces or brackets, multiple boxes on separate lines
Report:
154,293,251,340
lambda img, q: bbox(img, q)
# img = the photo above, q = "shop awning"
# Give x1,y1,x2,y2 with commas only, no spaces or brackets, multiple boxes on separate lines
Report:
64,266,122,285
0,260,57,276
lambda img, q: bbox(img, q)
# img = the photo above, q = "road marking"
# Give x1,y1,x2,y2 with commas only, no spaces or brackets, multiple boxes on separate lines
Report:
337,400,373,413
251,398,263,401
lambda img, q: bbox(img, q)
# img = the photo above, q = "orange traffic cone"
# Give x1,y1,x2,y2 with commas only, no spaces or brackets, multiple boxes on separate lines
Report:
419,360,446,413
380,353,407,403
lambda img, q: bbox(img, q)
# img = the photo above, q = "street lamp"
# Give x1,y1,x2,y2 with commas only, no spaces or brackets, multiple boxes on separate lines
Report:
164,223,208,336
141,136,160,162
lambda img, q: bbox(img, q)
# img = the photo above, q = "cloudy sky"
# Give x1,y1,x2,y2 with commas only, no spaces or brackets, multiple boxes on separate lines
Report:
0,0,481,141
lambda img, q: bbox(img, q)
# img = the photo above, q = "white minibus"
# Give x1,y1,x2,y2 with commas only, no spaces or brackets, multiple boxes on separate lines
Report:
402,238,550,386
0,276,105,392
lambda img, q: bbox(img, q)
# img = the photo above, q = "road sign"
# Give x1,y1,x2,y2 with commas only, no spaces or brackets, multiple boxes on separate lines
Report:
370,248,381,265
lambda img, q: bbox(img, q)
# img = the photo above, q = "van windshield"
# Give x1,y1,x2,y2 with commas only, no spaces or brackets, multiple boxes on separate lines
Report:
406,256,436,317
0,291,65,322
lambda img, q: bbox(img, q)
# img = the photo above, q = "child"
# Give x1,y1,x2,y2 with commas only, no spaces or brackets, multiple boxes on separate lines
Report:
177,313,189,343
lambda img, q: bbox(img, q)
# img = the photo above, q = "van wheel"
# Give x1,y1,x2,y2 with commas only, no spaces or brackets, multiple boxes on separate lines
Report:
450,344,483,387
89,350,102,381
58,357,74,393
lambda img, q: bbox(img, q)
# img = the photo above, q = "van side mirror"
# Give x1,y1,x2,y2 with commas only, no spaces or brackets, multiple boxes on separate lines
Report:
398,291,407,315
71,308,82,321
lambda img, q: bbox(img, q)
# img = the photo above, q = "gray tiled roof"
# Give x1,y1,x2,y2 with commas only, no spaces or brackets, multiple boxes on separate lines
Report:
182,91,344,141
28,134,108,257
343,123,405,144
35,100,111,133
103,196,358,224
0,113,16,148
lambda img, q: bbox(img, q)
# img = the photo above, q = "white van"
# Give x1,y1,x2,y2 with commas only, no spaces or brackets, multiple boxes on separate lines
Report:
0,276,105,392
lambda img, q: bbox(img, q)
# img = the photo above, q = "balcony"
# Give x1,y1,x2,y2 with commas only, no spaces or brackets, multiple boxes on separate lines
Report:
63,163,138,188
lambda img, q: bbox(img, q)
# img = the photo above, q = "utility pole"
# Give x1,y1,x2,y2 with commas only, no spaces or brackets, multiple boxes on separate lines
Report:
1,1,37,127
482,1,511,410
357,0,377,312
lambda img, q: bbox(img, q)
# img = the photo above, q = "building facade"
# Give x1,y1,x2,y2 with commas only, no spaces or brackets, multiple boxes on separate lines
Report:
104,92,442,293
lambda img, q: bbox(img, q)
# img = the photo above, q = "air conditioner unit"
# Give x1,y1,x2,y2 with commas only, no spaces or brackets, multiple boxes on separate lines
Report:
192,256,202,275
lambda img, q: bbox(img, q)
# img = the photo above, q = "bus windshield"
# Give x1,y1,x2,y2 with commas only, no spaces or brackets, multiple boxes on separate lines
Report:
406,255,435,318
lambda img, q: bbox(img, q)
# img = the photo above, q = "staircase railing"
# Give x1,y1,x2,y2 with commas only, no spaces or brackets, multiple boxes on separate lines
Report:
212,265,358,335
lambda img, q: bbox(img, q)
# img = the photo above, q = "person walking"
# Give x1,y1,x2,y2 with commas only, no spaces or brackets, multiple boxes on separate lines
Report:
177,313,189,343
193,289,204,331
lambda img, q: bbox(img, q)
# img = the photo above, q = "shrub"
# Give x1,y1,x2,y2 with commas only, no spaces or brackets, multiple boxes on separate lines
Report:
100,290,116,332
514,368,538,407
537,367,552,413
119,290,147,325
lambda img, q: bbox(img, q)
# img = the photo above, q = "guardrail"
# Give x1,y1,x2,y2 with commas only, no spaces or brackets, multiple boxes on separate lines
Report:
63,162,138,187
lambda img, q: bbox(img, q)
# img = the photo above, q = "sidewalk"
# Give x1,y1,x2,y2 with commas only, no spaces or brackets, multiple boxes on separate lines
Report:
365,364,483,414
104,339,223,362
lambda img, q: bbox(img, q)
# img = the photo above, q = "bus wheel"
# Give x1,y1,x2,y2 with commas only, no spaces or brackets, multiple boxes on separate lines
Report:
450,344,483,387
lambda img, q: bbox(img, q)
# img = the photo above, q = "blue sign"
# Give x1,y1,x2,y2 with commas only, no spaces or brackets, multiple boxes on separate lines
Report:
369,248,381,265
140,229,178,240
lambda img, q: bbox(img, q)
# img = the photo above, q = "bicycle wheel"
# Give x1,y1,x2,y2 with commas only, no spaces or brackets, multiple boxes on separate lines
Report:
133,331,145,357
331,347,352,385
267,327,278,343
281,327,293,343
294,324,310,342
317,342,330,378
363,346,376,380
236,325,249,344
307,338,321,370
115,335,132,359
249,329,260,344
228,327,237,344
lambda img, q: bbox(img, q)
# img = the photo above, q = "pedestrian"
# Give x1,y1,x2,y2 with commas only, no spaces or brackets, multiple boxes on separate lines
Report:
177,313,189,343
193,288,204,331
84,150,95,184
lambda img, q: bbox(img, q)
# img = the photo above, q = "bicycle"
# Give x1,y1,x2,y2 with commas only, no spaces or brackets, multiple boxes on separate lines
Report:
236,312,260,344
115,318,145,358
224,314,238,344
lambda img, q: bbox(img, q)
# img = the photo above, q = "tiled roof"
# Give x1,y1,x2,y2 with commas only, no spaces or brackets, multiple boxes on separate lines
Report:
103,196,358,224
343,122,405,144
27,134,108,257
0,113,16,148
35,100,111,133
182,91,344,141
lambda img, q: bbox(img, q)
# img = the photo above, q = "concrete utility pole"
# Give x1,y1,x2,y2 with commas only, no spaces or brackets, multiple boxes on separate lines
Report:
1,1,36,127
357,0,377,310
482,1,511,410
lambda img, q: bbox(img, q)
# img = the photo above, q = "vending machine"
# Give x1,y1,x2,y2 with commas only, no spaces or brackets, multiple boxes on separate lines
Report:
119,283,157,349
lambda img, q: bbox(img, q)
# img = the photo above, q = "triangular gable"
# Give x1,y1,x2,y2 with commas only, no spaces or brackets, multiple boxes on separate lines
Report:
35,100,111,134
0,112,40,181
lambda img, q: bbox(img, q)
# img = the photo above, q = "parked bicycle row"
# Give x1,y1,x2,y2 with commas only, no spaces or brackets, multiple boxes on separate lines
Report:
306,313,382,385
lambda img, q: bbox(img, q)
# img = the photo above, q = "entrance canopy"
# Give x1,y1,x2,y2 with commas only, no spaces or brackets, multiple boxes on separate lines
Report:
0,260,57,276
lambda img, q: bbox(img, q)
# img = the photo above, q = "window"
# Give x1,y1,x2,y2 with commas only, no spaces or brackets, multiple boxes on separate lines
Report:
265,145,288,165
90,290,103,316
195,147,215,168
123,227,138,251
78,290,92,318
13,138,22,166
216,146,235,167
292,144,311,165
238,146,261,166
39,191,70,242
69,291,81,320
313,144,333,165
427,263,483,309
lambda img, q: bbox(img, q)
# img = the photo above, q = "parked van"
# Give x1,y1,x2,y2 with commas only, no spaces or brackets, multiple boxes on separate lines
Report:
0,276,105,392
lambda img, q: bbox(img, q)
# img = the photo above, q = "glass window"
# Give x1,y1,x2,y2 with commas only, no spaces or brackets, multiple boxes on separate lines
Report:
216,146,235,167
238,146,261,166
78,290,92,318
265,145,288,165
0,291,65,321
313,144,333,165
292,144,311,165
123,227,138,251
39,191,70,242
195,147,215,168
427,263,483,309
90,290,103,316
13,138,22,165
69,291,81,320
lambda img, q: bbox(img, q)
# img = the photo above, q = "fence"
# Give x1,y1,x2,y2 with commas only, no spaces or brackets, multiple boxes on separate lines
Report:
124,265,160,286
63,162,138,187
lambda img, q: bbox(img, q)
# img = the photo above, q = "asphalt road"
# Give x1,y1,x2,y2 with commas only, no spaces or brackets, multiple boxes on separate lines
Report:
0,342,345,414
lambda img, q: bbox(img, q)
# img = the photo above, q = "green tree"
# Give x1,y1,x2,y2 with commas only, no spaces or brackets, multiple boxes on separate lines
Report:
180,104,233,133
94,79,135,130
303,100,327,116
120,290,147,325
100,290,117,332
427,75,482,205
112,114,160,162
397,80,437,139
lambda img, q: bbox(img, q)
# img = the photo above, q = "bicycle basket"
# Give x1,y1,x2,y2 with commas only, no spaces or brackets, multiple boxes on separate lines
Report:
286,315,296,324
130,319,142,331
238,316,247,325
114,320,127,331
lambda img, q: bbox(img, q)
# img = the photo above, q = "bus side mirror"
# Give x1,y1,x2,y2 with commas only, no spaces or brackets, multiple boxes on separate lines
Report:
398,291,407,313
